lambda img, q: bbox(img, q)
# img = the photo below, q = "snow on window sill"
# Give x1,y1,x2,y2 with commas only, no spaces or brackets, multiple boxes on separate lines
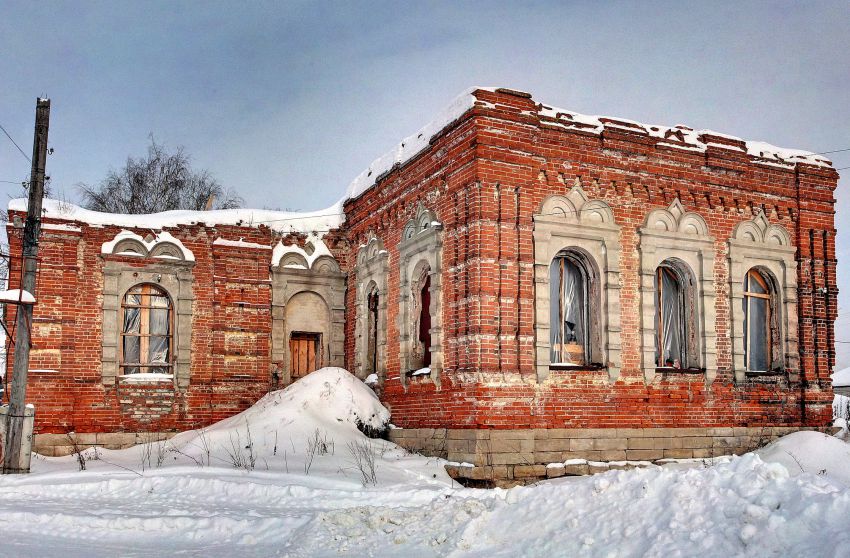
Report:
119,373,174,384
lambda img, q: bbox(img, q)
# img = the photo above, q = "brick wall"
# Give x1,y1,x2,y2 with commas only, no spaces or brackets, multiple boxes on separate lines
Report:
4,86,839,446
5,220,278,436
344,87,838,431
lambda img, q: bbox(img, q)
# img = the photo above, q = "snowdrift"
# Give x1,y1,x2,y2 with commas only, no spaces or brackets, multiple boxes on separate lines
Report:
756,430,850,485
32,367,449,487
4,368,850,556
167,366,390,461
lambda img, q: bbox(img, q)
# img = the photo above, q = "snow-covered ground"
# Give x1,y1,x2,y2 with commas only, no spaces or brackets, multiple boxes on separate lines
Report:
1,368,849,557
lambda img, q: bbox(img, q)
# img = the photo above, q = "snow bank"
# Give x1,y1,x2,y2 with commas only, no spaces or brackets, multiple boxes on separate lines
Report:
169,367,389,457
4,368,850,556
8,198,343,237
756,430,850,484
7,439,850,556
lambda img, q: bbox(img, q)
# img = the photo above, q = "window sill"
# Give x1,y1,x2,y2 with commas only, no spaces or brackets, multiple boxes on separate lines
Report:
743,369,785,377
549,364,605,372
119,374,174,384
656,367,704,374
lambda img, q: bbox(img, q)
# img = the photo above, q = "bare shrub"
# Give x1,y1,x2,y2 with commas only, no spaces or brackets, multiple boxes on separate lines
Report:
304,429,334,475
222,422,256,471
139,433,168,471
347,440,378,485
66,433,86,471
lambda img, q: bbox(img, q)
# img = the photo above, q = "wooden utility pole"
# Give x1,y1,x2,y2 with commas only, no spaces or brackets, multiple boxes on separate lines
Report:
3,98,49,474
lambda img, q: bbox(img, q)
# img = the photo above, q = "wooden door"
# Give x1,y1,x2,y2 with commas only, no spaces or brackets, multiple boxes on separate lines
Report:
290,332,320,378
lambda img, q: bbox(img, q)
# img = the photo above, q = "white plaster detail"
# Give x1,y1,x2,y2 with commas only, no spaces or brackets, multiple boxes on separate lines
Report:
354,236,389,380
639,199,717,383
271,234,336,271
398,206,444,386
533,184,622,382
101,230,195,262
727,211,798,382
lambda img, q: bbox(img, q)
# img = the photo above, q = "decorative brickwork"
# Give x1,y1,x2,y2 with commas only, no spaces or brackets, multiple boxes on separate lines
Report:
343,87,838,434
5,87,839,471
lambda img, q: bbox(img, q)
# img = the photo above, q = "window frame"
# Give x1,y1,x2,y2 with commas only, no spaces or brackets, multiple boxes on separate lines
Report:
743,268,773,373
397,206,444,384
727,213,798,381
549,251,591,367
654,264,688,369
638,200,716,382
119,283,174,375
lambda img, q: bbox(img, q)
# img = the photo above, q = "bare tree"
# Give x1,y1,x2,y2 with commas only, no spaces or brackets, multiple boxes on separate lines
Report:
79,137,242,213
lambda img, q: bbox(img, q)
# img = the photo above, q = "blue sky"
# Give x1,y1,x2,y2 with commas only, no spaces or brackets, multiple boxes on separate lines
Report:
1,1,848,366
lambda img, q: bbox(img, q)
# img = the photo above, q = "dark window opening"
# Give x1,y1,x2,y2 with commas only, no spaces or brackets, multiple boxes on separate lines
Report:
418,273,432,368
367,288,379,374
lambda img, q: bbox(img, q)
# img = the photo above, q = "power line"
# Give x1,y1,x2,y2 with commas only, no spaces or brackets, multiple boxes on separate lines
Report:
814,148,850,156
0,123,31,163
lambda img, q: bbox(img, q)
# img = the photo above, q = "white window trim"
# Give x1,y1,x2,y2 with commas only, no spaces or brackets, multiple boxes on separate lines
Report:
638,199,717,383
354,236,389,380
727,212,798,381
532,185,622,382
398,207,444,386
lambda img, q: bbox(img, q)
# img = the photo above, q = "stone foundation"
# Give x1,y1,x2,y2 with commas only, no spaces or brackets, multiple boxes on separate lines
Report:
389,426,835,486
33,431,177,457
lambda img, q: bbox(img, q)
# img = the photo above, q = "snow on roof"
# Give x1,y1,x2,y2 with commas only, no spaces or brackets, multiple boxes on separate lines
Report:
832,367,850,388
532,95,832,168
341,87,498,204
341,87,834,205
8,198,344,237
212,237,272,250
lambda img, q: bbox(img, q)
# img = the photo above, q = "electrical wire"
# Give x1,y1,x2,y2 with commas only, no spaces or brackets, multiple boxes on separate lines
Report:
0,123,31,163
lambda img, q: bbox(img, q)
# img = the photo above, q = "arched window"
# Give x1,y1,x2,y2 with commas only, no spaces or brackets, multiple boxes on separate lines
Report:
121,284,173,375
743,268,773,372
655,265,687,368
549,252,589,365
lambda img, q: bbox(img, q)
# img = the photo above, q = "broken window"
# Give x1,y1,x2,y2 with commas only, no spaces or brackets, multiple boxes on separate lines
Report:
743,268,773,372
121,284,172,374
549,253,589,365
655,265,687,368
413,268,432,368
366,286,380,374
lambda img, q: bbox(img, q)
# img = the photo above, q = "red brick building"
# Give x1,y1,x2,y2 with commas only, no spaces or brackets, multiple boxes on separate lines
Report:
6,88,839,480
